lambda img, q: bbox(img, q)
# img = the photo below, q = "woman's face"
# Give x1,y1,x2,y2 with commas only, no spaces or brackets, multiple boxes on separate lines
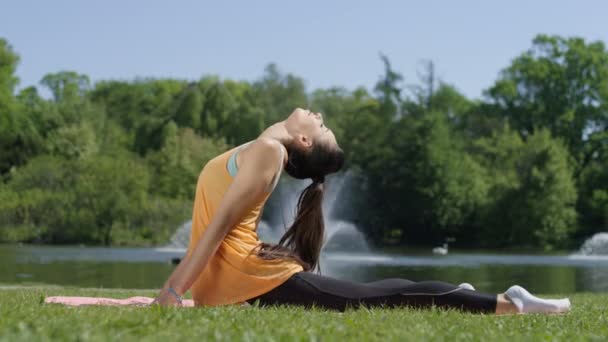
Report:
286,108,338,150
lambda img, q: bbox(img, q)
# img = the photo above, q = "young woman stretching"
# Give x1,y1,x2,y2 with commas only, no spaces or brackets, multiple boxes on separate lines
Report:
153,108,571,314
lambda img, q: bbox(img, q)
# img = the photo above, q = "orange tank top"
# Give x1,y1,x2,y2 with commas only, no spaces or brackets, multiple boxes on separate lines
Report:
186,142,304,306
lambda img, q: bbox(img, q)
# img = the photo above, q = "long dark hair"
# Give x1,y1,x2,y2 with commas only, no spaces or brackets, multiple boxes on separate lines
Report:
253,141,344,271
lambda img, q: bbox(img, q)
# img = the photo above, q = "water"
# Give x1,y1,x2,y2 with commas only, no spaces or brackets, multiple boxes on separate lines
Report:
2,244,608,294
0,245,181,289
323,251,608,293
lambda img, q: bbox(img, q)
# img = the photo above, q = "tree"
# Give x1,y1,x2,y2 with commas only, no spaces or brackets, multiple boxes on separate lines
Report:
0,39,19,106
90,79,184,132
147,123,229,199
0,39,43,174
486,34,608,173
40,71,90,103
3,154,153,245
376,111,488,244
46,122,98,159
576,149,608,240
200,81,237,137
374,54,403,120
174,83,202,129
473,128,578,249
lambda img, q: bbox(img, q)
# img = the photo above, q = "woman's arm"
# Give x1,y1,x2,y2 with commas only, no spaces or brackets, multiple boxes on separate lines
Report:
153,139,284,305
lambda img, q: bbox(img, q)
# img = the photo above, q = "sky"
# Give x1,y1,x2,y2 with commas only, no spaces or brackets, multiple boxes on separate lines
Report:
1,0,607,100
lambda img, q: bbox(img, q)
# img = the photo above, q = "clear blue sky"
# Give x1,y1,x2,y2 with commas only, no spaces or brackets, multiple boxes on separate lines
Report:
2,0,607,99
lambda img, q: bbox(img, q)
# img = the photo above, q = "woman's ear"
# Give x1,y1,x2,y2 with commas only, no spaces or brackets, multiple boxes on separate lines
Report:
295,133,313,149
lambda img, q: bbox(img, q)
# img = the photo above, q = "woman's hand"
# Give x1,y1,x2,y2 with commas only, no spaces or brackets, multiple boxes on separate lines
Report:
151,287,182,307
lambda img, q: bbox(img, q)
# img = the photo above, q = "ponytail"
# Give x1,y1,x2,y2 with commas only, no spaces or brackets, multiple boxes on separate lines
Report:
253,141,343,272
255,179,325,271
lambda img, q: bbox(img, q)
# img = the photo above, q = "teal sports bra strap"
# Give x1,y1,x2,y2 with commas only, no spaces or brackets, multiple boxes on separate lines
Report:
226,141,285,190
227,141,253,177
226,148,241,177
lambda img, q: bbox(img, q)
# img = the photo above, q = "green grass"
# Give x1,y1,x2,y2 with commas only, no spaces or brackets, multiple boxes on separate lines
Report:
0,286,606,341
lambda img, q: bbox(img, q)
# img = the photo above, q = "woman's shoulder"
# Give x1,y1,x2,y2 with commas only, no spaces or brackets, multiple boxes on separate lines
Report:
243,138,286,167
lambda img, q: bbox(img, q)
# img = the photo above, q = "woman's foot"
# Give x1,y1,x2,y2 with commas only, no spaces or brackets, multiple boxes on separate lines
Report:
504,285,570,314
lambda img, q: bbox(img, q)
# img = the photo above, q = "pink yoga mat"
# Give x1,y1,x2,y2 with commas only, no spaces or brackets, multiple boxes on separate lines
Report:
44,296,196,307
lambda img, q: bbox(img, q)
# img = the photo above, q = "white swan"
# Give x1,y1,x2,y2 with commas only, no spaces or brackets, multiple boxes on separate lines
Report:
432,243,448,255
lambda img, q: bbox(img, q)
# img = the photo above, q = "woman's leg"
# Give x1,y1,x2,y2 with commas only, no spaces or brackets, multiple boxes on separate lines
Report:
496,294,520,314
363,278,416,288
247,272,497,313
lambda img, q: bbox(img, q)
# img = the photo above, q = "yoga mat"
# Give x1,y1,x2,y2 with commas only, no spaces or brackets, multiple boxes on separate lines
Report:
44,296,195,307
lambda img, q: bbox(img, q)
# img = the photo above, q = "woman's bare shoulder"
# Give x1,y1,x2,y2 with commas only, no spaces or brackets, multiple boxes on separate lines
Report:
240,138,285,170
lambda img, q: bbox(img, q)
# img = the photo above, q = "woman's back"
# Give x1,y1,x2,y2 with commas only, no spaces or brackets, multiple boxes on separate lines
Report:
187,143,303,306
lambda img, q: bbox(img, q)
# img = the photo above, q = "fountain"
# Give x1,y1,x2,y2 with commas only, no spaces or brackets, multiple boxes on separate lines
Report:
162,221,192,251
578,232,608,255
161,171,370,253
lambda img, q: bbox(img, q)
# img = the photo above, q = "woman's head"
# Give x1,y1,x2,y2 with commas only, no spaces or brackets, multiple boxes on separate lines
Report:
284,108,344,181
254,108,344,271
285,108,338,149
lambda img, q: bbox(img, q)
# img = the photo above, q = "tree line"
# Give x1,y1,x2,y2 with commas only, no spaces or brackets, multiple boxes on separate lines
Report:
0,34,606,250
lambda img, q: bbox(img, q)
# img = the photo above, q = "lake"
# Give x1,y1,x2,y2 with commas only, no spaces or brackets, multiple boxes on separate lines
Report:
1,244,607,294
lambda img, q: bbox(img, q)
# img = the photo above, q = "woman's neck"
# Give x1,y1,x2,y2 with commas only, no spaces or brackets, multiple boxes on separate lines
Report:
258,121,293,147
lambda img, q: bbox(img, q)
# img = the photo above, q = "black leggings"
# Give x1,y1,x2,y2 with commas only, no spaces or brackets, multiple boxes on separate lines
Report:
247,272,497,313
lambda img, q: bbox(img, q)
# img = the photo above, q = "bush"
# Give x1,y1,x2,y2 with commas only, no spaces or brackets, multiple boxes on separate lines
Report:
474,128,577,249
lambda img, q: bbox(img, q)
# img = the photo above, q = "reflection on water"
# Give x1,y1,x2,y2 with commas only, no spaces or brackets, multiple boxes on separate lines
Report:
2,245,608,293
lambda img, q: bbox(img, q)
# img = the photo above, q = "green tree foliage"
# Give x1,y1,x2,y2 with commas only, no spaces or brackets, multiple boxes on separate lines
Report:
40,71,90,103
486,34,608,168
46,121,98,159
374,54,403,120
174,83,202,129
486,34,608,245
200,81,238,137
147,123,229,199
373,111,489,244
90,79,183,134
0,39,19,106
0,155,189,245
0,41,44,174
473,128,577,249
576,155,608,239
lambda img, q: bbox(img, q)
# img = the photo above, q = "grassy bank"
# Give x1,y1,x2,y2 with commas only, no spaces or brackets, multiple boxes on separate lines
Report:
0,286,606,341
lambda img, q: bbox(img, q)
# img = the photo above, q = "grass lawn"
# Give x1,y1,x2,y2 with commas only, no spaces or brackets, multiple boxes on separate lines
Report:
0,286,606,341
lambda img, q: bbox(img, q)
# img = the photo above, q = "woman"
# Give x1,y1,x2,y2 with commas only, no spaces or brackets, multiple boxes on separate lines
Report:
153,108,570,314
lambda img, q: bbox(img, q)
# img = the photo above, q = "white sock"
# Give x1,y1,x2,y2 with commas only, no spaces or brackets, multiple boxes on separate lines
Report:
458,283,475,291
504,285,571,314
